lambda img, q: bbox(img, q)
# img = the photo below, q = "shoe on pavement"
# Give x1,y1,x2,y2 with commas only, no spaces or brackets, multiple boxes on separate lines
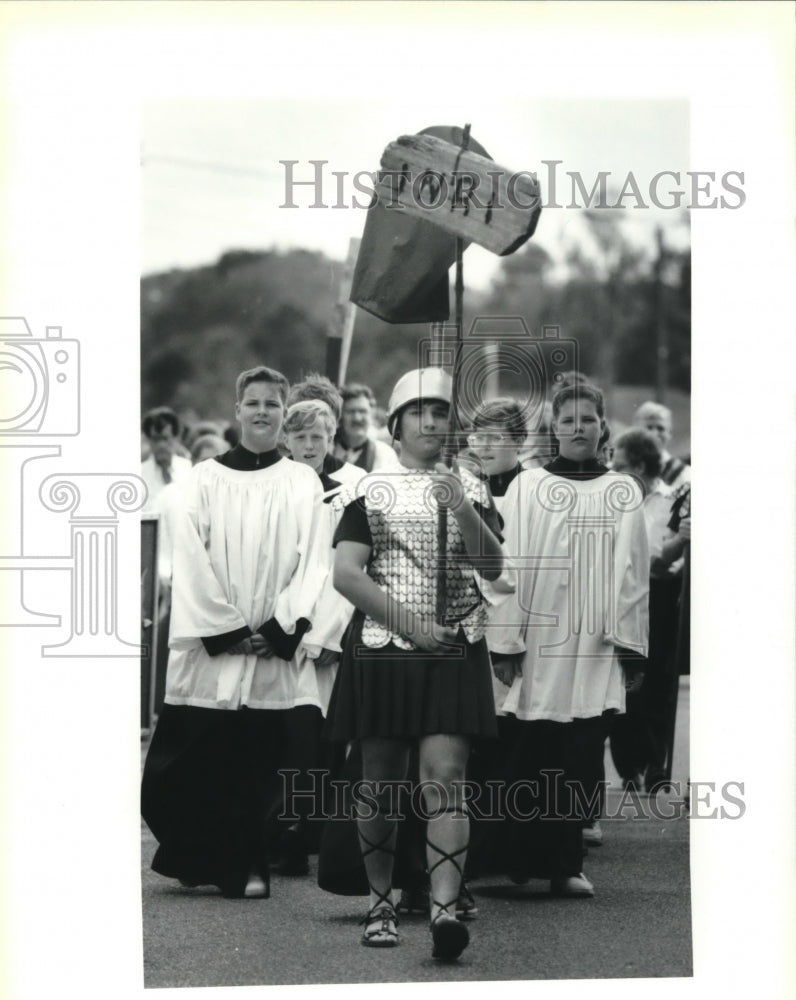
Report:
243,872,270,898
582,821,603,847
550,872,595,898
430,912,470,961
220,871,270,898
645,772,670,795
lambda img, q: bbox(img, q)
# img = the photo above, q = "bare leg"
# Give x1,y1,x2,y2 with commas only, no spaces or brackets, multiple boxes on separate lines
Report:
358,737,410,913
419,734,471,960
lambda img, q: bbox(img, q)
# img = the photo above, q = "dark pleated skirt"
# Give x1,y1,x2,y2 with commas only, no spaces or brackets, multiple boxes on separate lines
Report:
323,614,498,743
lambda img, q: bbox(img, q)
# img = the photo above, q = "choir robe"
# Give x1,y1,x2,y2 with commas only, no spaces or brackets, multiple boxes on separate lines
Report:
141,446,328,894
480,461,650,881
298,474,357,716
166,453,326,710
489,466,649,722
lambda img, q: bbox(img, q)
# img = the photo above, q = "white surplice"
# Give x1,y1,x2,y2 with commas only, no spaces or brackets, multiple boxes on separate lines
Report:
298,476,356,715
165,457,328,711
487,468,650,723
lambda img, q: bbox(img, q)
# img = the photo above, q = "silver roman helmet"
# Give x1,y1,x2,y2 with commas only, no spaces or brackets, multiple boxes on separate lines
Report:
387,367,453,437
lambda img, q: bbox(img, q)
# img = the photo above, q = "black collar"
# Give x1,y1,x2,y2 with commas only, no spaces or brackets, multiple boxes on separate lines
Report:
544,455,608,481
489,463,523,497
216,444,282,471
323,453,345,475
319,471,342,498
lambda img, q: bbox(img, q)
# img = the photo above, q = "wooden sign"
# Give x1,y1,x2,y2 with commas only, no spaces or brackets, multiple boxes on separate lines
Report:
375,133,542,256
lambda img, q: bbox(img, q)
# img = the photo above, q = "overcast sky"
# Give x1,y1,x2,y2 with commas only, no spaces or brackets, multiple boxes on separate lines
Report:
142,96,691,290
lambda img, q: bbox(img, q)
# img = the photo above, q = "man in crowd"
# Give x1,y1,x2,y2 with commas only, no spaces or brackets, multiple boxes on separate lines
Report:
141,407,192,512
333,383,400,472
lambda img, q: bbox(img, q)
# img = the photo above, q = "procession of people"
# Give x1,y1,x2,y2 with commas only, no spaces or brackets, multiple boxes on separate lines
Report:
141,364,691,963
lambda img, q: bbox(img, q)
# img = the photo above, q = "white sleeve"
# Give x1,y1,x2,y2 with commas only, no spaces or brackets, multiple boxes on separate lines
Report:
301,585,354,655
484,475,527,655
155,483,183,583
168,472,249,650
476,550,518,609
271,470,327,634
608,481,650,656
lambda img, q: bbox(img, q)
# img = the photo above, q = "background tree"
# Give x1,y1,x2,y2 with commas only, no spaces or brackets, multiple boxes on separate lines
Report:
141,219,690,447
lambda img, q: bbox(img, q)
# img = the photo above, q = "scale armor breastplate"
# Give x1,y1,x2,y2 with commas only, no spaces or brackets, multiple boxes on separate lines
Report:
335,468,492,650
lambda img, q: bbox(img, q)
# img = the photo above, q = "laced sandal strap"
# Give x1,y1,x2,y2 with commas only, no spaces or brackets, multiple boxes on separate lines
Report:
361,903,399,947
357,825,396,862
361,902,399,927
430,903,459,925
365,883,394,913
427,842,468,884
426,806,469,916
357,822,398,914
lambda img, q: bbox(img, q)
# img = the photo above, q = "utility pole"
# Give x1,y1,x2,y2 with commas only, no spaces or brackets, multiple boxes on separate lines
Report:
654,226,668,404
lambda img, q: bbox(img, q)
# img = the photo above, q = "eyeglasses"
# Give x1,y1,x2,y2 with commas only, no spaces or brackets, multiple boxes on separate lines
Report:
467,432,511,447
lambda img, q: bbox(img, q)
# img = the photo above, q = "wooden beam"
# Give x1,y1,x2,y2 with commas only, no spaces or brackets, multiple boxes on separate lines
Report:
337,237,360,385
324,237,360,384
375,133,542,256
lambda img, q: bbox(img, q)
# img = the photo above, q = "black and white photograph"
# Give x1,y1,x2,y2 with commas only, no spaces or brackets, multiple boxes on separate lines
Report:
139,94,696,985
1,3,793,1000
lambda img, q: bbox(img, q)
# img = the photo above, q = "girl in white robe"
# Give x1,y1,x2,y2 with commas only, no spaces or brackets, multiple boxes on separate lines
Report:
487,382,649,896
141,367,326,899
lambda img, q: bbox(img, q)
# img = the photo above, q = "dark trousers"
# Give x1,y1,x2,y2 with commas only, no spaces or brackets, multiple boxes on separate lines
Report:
503,715,609,880
141,703,323,892
466,714,520,877
266,703,326,854
610,576,680,784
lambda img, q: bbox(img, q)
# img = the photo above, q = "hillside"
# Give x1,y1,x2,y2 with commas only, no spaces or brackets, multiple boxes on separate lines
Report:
141,243,690,457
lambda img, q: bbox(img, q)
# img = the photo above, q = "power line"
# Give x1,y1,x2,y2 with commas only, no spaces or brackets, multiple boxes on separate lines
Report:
141,151,285,181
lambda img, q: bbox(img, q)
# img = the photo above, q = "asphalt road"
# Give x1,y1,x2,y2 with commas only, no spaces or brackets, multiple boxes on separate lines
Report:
141,681,691,987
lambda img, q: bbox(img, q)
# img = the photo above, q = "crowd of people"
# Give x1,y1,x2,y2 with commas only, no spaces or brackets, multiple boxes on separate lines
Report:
140,364,691,963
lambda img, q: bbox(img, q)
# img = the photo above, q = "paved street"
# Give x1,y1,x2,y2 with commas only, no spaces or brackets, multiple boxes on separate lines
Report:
142,681,691,987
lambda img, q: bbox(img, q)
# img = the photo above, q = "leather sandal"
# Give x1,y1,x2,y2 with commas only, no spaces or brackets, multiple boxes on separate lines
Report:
358,822,399,946
430,908,469,960
426,806,471,960
361,904,399,948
